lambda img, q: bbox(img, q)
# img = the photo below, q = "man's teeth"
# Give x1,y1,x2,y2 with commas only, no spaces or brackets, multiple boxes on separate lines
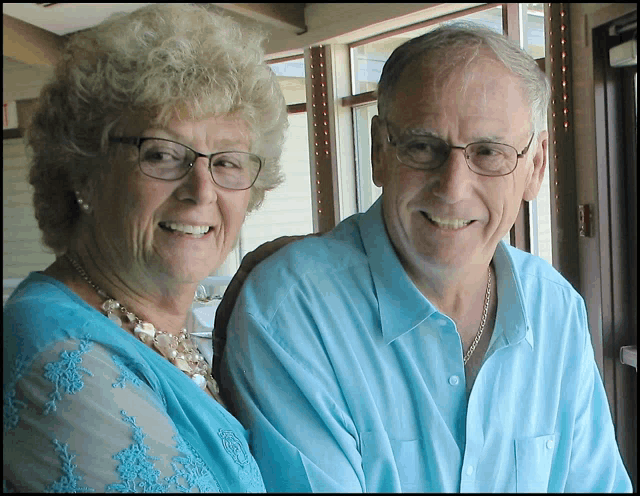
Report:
424,213,471,229
162,223,210,235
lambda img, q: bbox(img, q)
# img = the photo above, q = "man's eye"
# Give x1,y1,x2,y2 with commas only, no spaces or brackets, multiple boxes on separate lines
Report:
406,141,434,153
474,145,509,158
476,146,499,156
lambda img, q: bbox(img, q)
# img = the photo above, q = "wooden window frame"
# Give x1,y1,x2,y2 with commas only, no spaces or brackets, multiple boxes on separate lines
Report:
503,3,531,252
590,10,637,488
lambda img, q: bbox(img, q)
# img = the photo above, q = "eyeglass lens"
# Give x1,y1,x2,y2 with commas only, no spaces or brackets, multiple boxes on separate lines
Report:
139,139,261,190
398,137,518,176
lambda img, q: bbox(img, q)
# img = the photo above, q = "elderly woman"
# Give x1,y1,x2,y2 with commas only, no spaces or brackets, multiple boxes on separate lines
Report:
3,3,287,492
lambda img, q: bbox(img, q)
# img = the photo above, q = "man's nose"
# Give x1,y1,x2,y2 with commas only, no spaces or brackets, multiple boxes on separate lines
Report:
429,148,474,203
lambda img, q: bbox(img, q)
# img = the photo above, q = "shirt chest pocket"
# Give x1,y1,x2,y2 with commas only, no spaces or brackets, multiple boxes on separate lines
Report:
361,431,424,492
514,434,556,492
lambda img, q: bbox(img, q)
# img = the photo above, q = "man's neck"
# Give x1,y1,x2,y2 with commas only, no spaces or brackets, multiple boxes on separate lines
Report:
406,260,494,332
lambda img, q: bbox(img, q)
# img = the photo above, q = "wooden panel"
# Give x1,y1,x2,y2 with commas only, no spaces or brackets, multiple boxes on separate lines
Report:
547,4,580,288
3,14,63,66
571,3,637,488
340,90,376,108
214,3,306,33
308,45,338,233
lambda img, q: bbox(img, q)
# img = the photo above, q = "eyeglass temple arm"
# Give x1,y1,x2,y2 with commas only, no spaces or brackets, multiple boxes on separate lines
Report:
109,137,142,145
518,134,535,157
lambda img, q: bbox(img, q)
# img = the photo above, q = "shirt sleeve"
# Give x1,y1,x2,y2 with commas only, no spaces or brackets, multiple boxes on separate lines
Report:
219,308,365,492
3,337,221,493
562,300,633,492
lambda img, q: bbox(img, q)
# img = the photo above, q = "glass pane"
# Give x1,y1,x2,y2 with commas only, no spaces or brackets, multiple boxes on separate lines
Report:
351,6,504,94
353,104,381,212
270,57,306,105
521,3,545,59
238,112,313,257
522,3,552,264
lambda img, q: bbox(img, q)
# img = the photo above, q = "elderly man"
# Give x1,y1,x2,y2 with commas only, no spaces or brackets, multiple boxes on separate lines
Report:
216,23,632,492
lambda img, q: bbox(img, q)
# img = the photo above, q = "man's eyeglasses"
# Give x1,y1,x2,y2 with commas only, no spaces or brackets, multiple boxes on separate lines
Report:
385,122,534,177
109,137,262,190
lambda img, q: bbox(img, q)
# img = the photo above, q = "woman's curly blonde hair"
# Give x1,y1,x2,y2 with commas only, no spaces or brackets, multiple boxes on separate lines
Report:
27,3,288,254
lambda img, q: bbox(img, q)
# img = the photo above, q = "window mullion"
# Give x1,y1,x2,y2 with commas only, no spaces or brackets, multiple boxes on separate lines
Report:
503,3,532,253
306,45,339,232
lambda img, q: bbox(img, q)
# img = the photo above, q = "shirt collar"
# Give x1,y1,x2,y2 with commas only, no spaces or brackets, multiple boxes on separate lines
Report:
492,242,534,350
358,198,438,344
358,197,533,350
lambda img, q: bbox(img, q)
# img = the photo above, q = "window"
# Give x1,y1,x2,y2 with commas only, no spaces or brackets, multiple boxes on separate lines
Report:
234,57,314,263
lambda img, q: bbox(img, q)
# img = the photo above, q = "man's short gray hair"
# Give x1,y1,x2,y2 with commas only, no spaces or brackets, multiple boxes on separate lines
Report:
377,21,550,145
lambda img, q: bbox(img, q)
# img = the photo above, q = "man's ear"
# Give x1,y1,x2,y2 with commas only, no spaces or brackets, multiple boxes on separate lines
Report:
371,115,386,187
523,130,548,201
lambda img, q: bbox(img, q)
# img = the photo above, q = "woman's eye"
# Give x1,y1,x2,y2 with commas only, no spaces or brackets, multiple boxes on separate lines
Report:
143,149,182,163
213,159,241,169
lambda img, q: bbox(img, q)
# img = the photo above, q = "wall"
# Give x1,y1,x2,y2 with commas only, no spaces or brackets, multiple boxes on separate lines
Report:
3,138,56,290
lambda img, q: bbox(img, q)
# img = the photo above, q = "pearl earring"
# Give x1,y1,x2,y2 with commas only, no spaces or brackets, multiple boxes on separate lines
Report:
75,191,92,213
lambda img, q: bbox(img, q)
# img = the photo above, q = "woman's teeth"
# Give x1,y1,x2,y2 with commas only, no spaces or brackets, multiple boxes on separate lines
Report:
160,222,211,237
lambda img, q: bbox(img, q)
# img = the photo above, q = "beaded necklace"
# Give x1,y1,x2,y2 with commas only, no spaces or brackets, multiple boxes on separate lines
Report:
65,253,222,404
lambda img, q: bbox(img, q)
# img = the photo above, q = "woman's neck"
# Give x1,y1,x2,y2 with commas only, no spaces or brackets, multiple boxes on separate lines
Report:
45,251,195,337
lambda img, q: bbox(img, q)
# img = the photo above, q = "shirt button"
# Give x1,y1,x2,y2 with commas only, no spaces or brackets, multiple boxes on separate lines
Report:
466,465,474,476
435,318,448,327
546,439,554,450
449,375,460,386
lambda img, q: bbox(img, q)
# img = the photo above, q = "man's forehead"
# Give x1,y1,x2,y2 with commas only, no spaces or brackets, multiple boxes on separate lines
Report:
391,54,524,108
388,55,530,138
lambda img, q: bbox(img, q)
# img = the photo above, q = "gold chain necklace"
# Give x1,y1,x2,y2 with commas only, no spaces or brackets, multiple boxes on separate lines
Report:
65,253,222,402
463,267,491,365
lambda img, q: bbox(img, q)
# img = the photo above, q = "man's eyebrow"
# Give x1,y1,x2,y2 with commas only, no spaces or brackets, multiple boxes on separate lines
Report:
403,128,507,143
404,128,440,139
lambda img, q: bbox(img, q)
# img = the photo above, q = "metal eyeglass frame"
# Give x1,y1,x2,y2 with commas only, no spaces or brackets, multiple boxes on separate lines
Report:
385,121,535,177
109,136,263,190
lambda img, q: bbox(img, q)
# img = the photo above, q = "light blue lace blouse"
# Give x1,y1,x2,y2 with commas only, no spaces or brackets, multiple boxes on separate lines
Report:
3,272,265,493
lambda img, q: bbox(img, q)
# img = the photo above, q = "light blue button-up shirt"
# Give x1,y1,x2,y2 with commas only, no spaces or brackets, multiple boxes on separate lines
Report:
219,198,632,492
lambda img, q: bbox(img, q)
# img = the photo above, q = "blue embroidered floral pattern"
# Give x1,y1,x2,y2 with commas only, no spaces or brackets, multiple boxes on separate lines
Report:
218,429,264,492
106,411,169,493
165,435,221,492
111,355,143,390
3,353,30,433
45,440,95,493
218,429,249,466
3,388,27,434
43,339,93,415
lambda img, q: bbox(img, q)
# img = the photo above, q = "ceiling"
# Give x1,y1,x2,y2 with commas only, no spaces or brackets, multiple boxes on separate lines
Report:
1,3,304,36
2,3,157,36
3,3,481,101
